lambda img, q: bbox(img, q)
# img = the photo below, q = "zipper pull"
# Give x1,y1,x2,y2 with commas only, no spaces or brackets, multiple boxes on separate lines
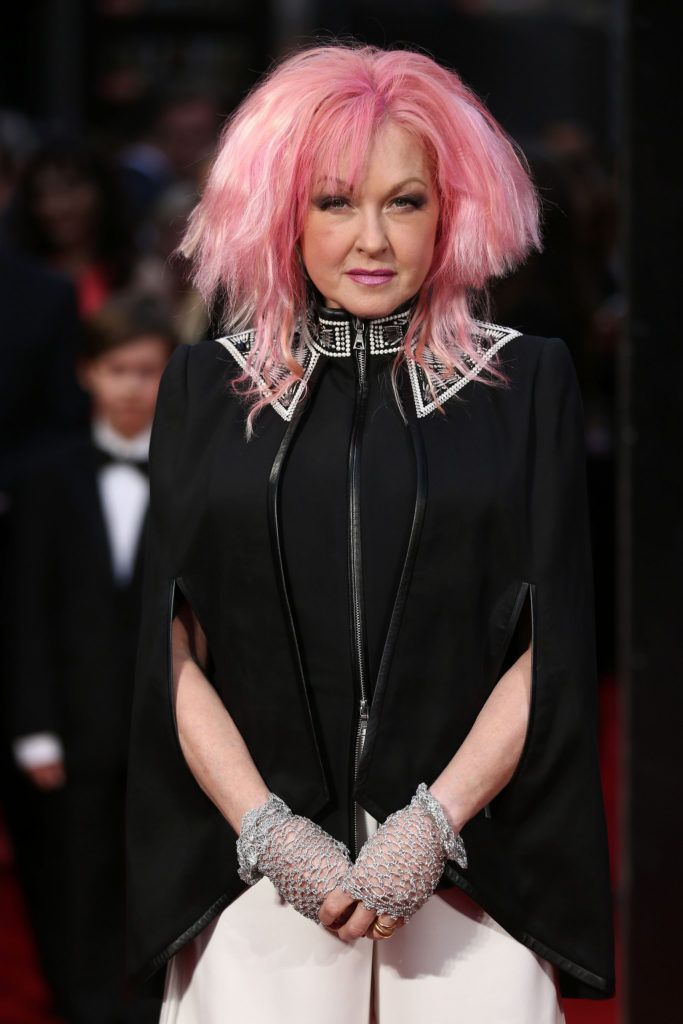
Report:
355,699,369,767
353,318,365,350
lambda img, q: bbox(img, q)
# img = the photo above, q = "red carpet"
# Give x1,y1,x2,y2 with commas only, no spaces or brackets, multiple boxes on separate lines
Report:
0,810,61,1023
0,676,622,1022
565,673,622,1024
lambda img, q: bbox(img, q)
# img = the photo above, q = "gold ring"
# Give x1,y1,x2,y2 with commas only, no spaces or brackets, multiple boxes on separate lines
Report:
372,918,397,938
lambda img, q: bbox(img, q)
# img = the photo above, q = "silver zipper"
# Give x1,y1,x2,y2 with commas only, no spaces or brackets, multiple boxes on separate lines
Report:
350,316,369,857
352,698,369,851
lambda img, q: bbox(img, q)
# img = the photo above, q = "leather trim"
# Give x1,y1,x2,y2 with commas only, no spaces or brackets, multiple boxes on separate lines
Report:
438,863,614,996
166,579,182,754
266,355,331,799
353,367,428,793
142,890,236,982
489,582,537,812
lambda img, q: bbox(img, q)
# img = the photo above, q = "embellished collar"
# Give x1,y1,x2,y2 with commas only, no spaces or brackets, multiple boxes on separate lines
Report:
303,296,417,358
215,312,522,422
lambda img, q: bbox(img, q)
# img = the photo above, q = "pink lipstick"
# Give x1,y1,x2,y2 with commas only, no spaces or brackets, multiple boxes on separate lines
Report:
346,268,397,287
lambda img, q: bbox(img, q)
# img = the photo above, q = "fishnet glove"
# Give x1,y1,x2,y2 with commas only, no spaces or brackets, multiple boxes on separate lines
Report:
236,793,352,922
340,783,468,922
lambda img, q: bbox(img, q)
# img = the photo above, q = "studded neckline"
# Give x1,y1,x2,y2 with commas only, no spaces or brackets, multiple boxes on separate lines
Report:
303,296,418,358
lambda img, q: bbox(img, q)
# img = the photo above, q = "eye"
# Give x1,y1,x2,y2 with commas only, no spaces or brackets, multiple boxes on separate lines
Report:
390,193,426,210
315,194,350,211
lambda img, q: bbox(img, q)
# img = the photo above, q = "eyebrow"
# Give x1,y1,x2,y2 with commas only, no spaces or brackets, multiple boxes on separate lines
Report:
313,176,428,193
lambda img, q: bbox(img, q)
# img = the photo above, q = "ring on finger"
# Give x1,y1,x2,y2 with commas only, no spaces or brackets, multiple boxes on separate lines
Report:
372,918,397,938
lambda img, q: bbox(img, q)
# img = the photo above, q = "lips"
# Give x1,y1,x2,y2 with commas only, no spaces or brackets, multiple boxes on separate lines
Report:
346,269,397,286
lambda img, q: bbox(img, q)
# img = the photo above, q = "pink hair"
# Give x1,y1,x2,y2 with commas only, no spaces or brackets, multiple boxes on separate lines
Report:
181,43,542,439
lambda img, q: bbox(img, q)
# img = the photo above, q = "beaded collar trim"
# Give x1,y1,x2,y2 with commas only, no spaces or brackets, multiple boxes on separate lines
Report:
215,316,521,422
406,321,522,419
303,300,415,358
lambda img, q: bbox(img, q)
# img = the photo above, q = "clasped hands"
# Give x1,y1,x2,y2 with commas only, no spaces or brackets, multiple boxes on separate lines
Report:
236,784,467,944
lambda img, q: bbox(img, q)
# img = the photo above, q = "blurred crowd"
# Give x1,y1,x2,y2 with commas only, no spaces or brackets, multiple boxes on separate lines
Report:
0,90,223,1024
0,77,622,1024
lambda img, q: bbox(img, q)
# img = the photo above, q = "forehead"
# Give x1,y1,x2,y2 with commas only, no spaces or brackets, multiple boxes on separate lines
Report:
312,121,433,192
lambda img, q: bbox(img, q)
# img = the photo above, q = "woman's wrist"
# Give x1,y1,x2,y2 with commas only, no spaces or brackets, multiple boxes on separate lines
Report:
412,783,468,868
235,784,273,833
235,791,293,884
426,781,469,835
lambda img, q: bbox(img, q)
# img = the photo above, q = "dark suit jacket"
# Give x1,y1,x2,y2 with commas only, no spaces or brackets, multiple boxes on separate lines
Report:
126,318,615,999
0,247,89,496
6,434,147,774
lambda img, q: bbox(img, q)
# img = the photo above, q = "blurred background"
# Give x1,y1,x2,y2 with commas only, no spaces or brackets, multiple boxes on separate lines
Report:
0,1,678,1022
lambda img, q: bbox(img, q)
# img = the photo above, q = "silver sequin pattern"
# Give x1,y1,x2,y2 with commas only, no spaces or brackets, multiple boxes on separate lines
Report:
236,792,353,922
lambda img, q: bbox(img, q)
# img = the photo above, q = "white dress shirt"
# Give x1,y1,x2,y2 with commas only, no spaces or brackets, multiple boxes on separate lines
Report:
13,417,152,772
92,417,151,587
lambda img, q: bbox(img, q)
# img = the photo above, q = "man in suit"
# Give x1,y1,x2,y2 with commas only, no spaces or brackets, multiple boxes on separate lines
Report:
6,291,177,1023
0,245,90,498
0,244,90,1012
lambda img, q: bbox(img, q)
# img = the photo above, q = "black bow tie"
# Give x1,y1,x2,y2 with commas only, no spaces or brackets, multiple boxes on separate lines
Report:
93,445,149,478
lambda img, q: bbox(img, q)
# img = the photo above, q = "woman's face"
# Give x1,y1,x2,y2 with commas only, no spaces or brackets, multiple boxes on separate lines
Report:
300,121,440,318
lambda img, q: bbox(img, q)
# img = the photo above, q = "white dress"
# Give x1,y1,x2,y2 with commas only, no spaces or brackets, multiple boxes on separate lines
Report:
159,808,566,1023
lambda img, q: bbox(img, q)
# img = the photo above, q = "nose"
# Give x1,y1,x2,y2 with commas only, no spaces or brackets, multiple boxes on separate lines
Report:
354,208,389,256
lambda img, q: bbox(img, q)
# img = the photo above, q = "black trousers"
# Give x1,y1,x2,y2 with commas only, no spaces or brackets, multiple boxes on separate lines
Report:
6,768,161,1024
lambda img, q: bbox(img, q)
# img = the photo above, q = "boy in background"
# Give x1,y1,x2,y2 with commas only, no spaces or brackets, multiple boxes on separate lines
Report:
6,291,177,1023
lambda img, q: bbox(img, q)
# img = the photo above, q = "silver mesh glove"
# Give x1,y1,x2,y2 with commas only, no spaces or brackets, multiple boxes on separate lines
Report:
236,792,352,922
340,783,468,922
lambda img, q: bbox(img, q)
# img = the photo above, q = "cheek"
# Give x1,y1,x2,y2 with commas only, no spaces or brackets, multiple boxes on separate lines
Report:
103,377,121,399
144,379,161,401
398,224,438,276
302,218,350,269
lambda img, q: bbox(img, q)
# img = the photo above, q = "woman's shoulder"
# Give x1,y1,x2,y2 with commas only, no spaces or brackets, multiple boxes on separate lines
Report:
166,326,578,422
483,328,584,449
187,335,247,373
475,319,570,365
479,323,577,393
413,321,574,417
160,337,246,400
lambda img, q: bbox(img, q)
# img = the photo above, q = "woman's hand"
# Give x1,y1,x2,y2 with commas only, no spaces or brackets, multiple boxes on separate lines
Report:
335,786,465,926
237,794,354,923
319,886,405,942
25,760,66,791
258,812,354,922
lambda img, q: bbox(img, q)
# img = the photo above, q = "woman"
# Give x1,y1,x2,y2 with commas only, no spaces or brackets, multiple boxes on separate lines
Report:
126,44,615,1022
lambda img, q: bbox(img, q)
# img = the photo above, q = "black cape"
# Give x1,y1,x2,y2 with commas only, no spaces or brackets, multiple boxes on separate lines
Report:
126,311,615,1000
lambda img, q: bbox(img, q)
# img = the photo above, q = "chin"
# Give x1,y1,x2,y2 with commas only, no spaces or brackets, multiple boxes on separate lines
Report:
331,285,409,318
